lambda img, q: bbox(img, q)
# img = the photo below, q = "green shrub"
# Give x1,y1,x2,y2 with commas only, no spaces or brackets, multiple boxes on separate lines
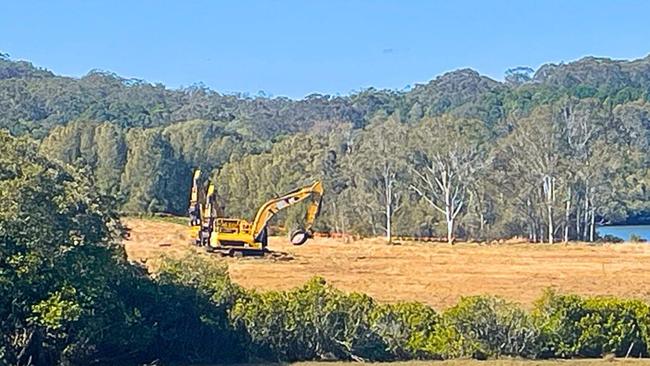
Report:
533,290,650,358
430,296,540,359
86,256,248,365
370,302,440,359
230,277,389,362
598,234,624,243
630,233,646,243
144,256,248,363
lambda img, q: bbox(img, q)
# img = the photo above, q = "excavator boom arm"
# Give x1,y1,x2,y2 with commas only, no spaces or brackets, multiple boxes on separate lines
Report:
251,181,323,240
190,169,202,204
188,169,203,225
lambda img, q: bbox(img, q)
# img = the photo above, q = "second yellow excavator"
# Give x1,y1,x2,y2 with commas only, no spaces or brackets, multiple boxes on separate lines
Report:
189,169,323,256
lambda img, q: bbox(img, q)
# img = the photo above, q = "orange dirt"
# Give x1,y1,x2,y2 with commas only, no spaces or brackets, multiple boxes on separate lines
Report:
123,218,650,310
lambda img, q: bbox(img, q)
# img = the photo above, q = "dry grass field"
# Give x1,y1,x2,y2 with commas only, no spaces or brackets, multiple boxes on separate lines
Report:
123,218,650,309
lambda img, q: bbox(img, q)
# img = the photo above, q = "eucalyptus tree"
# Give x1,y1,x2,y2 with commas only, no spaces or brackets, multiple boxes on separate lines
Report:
558,98,609,241
345,115,409,242
495,106,569,243
409,116,489,244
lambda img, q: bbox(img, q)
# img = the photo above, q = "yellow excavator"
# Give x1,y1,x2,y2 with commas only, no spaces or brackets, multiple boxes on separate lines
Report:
188,169,323,256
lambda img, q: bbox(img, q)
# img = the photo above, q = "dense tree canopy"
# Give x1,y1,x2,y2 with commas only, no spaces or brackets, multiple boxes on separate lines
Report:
2,53,650,241
0,131,126,364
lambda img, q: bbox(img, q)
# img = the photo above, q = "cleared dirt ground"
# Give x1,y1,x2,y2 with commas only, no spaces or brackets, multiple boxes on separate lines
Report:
123,218,650,310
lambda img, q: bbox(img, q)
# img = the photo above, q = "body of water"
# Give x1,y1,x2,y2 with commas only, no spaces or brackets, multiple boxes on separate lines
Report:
597,225,650,241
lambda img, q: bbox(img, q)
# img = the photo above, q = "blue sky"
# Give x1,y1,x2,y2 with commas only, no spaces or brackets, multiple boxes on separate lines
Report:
2,0,650,98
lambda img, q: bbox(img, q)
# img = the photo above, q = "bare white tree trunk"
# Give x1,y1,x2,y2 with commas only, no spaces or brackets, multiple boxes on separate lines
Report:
547,205,554,244
444,171,454,244
590,208,596,242
380,166,402,244
446,212,454,245
386,205,392,241
543,176,555,244
575,198,581,241
385,186,392,243
564,187,571,242
582,185,590,240
411,164,464,245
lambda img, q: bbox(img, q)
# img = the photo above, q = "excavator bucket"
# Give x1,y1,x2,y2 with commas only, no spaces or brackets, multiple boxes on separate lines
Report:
290,229,309,245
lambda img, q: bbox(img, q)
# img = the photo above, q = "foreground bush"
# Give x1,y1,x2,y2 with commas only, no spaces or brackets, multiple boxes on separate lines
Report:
230,277,389,362
228,282,650,362
126,256,248,364
0,131,130,365
534,290,650,358
430,296,540,359
370,301,439,359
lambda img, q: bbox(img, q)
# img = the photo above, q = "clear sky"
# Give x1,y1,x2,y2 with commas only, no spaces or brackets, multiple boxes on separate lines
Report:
2,0,650,98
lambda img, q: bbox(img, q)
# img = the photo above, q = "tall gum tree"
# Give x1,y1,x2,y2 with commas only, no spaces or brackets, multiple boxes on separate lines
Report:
346,115,408,242
409,116,488,244
497,106,569,243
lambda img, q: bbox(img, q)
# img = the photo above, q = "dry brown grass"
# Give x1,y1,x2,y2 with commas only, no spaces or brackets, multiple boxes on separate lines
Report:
123,218,650,310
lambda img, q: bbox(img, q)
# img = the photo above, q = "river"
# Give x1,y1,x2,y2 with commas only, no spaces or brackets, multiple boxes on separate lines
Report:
597,225,650,241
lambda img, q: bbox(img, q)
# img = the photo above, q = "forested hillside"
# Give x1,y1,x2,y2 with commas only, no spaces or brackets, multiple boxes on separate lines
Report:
2,53,649,242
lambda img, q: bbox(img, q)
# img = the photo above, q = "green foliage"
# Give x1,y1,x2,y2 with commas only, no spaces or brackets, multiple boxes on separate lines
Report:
140,256,247,363
598,234,624,243
1,132,248,365
227,283,650,362
2,53,644,238
215,131,342,231
344,115,409,239
0,130,128,364
533,290,650,358
430,296,540,359
231,277,389,362
120,128,188,214
40,120,128,196
630,233,645,242
29,287,83,331
370,302,440,359
505,67,534,86
162,119,265,172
